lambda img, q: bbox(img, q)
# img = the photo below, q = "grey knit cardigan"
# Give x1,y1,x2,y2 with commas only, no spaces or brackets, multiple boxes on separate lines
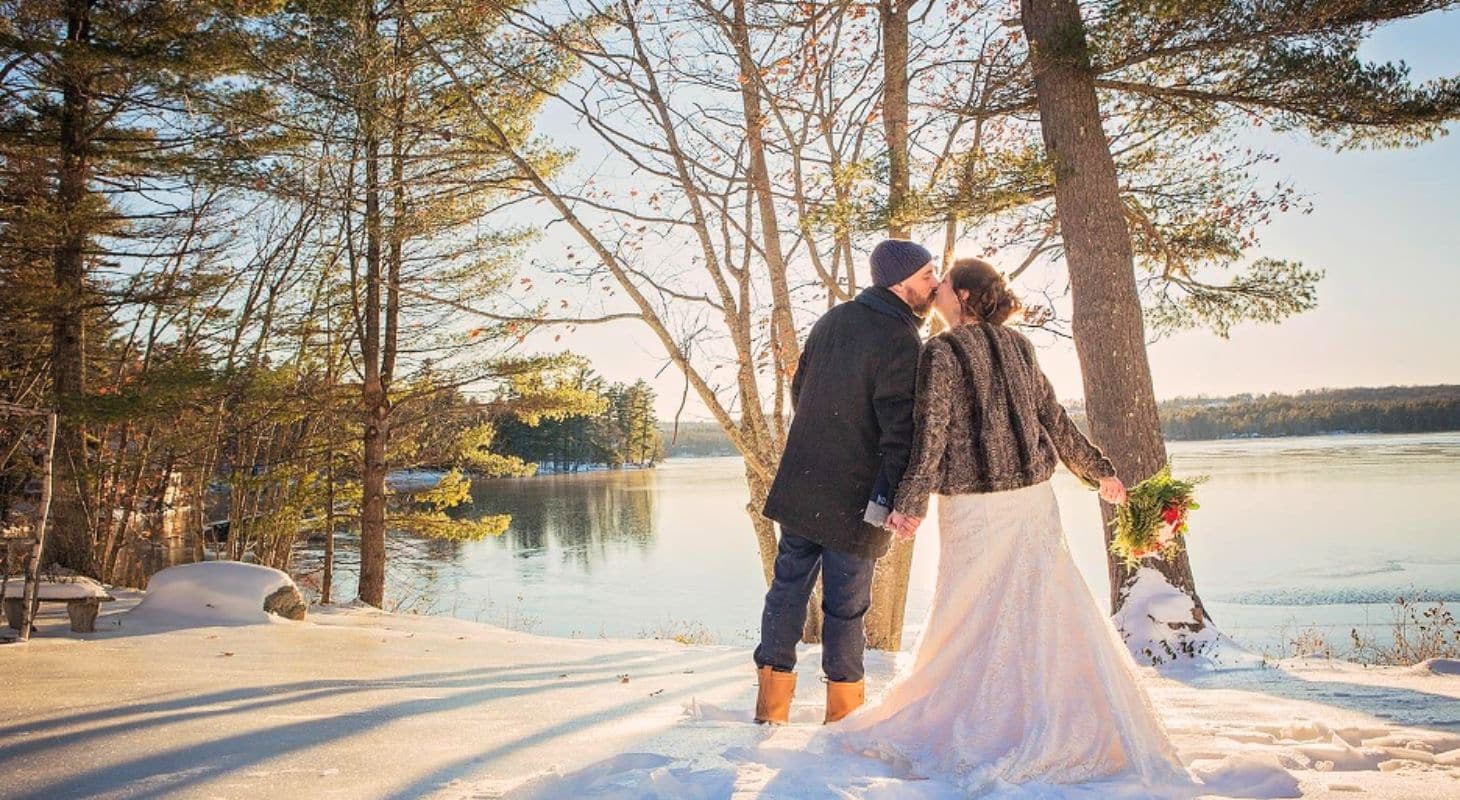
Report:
892,322,1117,518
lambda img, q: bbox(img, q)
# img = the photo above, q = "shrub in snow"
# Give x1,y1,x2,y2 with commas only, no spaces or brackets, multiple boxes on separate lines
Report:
1374,598,1459,665
129,562,305,625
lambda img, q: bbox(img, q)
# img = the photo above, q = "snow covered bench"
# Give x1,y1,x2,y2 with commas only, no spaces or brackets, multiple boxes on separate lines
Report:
3,576,115,633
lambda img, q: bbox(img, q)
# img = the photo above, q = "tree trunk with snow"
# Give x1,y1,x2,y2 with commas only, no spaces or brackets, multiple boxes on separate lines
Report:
1018,0,1212,657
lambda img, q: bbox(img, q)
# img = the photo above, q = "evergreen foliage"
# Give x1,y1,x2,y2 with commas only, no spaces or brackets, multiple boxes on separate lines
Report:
493,372,662,471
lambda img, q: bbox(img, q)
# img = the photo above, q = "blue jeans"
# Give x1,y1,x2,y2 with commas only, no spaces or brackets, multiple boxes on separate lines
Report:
753,529,878,683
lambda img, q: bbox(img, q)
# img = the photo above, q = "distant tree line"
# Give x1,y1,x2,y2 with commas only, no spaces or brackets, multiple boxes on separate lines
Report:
1080,385,1460,441
494,372,662,472
659,422,742,458
662,386,1460,457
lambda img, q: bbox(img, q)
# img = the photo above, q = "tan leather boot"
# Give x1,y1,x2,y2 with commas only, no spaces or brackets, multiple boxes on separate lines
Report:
824,678,865,724
754,666,796,724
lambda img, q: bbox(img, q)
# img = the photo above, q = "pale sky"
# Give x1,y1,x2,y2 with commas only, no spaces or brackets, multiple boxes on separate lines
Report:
515,11,1460,420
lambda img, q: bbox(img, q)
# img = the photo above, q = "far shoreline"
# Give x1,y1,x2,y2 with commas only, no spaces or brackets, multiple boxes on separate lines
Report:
657,427,1460,462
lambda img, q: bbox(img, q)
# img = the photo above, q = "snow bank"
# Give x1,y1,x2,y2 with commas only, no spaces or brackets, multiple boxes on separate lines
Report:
126,562,298,627
1416,658,1460,676
1114,567,1262,670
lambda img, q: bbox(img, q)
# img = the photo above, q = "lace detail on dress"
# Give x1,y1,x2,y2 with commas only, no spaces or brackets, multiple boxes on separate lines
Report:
833,482,1192,796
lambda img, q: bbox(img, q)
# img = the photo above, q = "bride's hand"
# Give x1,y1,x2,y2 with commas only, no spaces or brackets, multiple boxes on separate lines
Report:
1097,476,1127,505
887,511,921,540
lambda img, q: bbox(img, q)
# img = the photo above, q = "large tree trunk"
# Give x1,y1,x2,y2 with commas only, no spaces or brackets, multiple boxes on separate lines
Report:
1018,0,1210,629
863,0,915,652
865,535,913,650
745,460,778,588
49,0,95,574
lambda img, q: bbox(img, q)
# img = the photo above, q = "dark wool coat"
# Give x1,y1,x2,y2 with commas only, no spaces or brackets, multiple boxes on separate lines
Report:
761,287,922,559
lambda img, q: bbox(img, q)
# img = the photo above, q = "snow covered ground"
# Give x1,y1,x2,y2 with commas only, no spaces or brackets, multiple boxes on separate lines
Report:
2,588,1458,799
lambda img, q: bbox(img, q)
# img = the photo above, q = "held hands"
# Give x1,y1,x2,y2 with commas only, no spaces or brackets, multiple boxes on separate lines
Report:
886,511,922,541
886,481,1123,539
1097,476,1128,506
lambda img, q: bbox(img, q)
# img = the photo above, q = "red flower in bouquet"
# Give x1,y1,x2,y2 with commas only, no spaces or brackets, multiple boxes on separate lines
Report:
1161,505,1184,525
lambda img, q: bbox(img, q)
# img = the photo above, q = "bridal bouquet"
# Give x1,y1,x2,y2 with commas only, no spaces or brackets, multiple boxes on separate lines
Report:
1109,465,1204,566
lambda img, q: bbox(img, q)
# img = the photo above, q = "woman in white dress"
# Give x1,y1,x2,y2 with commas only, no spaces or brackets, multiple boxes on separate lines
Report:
834,258,1191,795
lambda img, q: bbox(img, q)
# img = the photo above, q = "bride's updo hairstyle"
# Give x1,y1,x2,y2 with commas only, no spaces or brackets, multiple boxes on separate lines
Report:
949,257,1021,326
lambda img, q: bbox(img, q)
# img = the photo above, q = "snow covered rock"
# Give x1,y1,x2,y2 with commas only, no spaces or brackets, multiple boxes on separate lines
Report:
262,585,307,620
127,562,304,626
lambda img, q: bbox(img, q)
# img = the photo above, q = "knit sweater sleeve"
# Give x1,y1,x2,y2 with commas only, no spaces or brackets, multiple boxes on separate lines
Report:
1019,335,1117,487
892,338,958,518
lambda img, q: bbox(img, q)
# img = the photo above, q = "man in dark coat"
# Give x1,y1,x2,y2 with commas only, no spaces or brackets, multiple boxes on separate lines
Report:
753,239,939,725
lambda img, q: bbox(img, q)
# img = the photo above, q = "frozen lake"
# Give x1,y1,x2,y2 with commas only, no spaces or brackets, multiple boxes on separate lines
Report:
296,432,1460,655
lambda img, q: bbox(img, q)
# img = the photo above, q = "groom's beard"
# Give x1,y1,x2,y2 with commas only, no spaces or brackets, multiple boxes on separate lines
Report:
909,288,936,317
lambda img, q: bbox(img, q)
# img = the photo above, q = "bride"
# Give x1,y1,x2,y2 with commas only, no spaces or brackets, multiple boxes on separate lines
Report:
833,257,1190,795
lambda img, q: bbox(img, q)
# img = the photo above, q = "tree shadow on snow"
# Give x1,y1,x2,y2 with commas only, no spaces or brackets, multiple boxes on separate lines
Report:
1,648,744,800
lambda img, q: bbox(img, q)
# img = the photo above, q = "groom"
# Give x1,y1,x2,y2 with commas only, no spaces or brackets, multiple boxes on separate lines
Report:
754,239,938,725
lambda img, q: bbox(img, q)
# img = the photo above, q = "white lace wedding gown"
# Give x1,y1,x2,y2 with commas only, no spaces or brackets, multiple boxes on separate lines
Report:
835,481,1191,795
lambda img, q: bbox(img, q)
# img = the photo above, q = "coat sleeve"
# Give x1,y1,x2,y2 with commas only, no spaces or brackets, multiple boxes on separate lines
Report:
870,331,921,515
1018,335,1116,486
891,338,957,519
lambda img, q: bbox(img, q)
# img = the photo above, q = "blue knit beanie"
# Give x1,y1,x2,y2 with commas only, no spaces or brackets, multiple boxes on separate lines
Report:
870,239,934,288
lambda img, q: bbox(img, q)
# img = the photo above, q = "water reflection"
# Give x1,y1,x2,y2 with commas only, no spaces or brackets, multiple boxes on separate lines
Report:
292,467,664,611
471,468,658,569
